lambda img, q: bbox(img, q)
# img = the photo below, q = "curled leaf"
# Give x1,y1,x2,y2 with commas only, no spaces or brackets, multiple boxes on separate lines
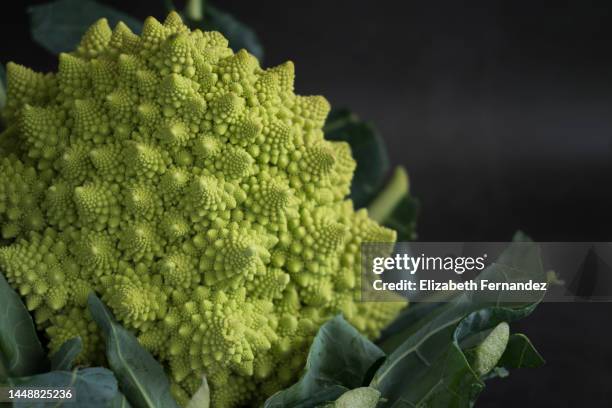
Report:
471,322,510,376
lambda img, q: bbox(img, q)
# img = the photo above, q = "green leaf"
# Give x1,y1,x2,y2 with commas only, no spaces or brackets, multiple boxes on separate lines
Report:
0,63,6,111
497,333,545,369
0,271,47,381
29,0,142,55
381,195,419,241
50,337,82,371
333,387,380,408
88,294,180,408
325,109,390,208
9,367,118,407
374,307,536,408
186,375,210,408
110,394,133,408
376,302,447,354
264,316,385,408
179,2,264,62
470,322,510,376
110,393,134,408
370,240,545,406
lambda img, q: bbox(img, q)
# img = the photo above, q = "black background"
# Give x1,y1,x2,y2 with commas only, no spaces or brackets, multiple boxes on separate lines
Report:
2,0,612,406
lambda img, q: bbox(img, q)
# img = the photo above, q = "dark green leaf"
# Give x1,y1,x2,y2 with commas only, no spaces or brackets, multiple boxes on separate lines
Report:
88,294,180,408
381,195,419,241
264,316,385,408
376,302,447,354
273,386,348,408
110,393,133,408
396,341,483,408
10,367,118,407
325,109,390,208
29,0,142,55
50,337,82,371
0,271,47,381
497,333,545,369
370,240,545,407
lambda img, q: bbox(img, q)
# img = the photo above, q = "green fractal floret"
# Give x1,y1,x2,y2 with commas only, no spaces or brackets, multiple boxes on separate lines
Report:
0,12,406,407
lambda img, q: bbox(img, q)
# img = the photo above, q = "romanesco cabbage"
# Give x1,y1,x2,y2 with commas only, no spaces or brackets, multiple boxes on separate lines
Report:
0,12,405,407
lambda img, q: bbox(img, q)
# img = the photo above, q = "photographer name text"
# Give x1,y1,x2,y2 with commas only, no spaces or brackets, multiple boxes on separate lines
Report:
371,279,548,292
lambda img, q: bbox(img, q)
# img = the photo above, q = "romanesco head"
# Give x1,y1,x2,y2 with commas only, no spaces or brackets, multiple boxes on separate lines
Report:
0,12,405,407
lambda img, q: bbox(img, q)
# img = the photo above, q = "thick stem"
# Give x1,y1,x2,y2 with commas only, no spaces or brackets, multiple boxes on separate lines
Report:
185,0,205,21
367,166,409,223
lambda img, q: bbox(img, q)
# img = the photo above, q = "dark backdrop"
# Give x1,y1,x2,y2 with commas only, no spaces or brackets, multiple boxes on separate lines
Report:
2,0,612,406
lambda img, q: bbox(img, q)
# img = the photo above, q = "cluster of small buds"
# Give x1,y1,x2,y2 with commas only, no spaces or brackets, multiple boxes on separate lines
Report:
0,12,404,407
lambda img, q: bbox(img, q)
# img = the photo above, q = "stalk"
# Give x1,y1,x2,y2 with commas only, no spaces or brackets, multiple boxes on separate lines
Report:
368,166,409,223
